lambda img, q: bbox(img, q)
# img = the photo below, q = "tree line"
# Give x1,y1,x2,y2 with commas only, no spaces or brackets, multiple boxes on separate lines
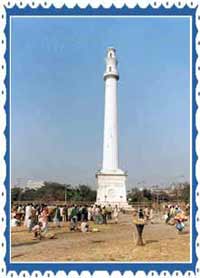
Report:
127,182,190,204
11,182,97,203
11,181,190,204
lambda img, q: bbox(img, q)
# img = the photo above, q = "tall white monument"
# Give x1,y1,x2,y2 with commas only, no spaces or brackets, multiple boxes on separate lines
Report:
96,47,128,207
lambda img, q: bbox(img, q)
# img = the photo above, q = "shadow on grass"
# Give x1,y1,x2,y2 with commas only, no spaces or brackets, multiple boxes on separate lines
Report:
178,230,190,235
12,241,40,248
145,239,159,244
11,253,26,259
90,240,105,243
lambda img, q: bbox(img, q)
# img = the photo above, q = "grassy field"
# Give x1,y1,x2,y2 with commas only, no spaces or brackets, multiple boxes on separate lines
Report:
11,213,190,262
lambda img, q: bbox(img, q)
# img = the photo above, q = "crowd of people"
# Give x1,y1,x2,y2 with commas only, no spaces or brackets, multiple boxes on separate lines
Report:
11,203,121,239
11,202,189,241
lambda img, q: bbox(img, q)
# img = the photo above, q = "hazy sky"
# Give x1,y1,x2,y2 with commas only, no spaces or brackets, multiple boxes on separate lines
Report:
11,17,190,188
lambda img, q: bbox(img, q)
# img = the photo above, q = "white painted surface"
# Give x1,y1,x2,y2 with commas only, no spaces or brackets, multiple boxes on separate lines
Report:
102,47,119,171
97,48,128,207
96,172,128,207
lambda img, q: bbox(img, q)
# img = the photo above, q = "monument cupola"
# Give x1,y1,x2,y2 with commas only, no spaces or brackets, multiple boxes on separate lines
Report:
104,47,119,81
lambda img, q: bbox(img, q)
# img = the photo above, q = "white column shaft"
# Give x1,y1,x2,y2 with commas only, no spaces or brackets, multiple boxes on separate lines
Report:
103,76,118,170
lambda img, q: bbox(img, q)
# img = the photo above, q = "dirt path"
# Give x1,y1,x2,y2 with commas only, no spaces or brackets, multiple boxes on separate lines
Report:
11,214,190,262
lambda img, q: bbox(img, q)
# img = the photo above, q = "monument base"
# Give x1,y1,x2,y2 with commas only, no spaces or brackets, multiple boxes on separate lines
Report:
96,170,129,208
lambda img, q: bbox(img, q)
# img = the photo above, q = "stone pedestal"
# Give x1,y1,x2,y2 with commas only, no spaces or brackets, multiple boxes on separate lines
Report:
96,170,128,207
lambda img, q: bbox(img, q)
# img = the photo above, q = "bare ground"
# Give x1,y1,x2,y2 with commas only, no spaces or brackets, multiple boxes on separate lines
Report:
11,213,190,262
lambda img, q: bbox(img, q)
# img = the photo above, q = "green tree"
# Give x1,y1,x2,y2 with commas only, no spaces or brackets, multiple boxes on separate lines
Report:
11,182,97,203
11,187,23,202
181,182,190,203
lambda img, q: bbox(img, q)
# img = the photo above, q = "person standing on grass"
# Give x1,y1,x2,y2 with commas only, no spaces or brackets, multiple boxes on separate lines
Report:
53,205,61,228
24,203,32,227
81,205,88,221
39,205,49,233
102,206,107,224
113,205,120,224
88,206,92,221
60,206,64,222
107,204,112,220
28,206,37,232
69,205,79,231
92,205,96,220
144,206,149,221
77,206,81,222
94,205,100,224
134,208,146,246
70,205,79,222
149,207,154,224
68,205,73,221
62,205,68,222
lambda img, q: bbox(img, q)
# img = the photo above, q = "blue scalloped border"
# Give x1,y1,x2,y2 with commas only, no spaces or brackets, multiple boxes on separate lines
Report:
4,4,198,275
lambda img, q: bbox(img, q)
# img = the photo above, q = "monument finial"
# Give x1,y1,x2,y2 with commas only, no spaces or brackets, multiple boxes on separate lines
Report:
107,46,116,52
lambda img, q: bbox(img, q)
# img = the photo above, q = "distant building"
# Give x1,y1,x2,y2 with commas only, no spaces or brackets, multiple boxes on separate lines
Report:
150,185,161,193
26,180,44,190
